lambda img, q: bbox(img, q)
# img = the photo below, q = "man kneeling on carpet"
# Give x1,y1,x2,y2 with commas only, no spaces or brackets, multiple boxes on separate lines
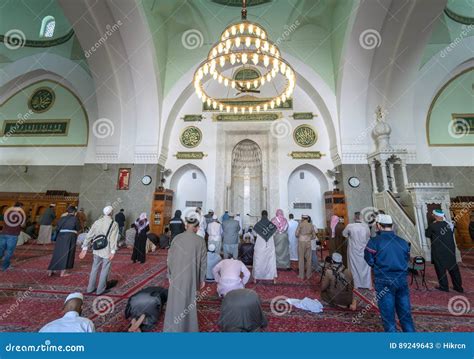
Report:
320,252,356,311
39,292,95,333
125,286,168,332
212,254,250,297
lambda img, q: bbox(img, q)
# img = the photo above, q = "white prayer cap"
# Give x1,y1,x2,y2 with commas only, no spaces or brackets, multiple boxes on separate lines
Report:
332,252,343,263
64,292,83,304
433,209,445,218
376,214,393,225
185,213,199,226
208,209,214,213
208,243,216,252
50,203,56,207
103,206,113,216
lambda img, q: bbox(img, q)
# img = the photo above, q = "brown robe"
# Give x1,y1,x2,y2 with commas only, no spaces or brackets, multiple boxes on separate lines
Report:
163,230,207,332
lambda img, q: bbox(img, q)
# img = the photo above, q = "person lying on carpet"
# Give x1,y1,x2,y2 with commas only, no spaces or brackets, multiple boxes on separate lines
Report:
218,288,268,332
125,286,168,332
39,292,95,333
320,252,356,311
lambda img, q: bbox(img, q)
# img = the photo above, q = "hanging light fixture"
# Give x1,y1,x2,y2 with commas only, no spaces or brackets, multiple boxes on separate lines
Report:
193,0,296,113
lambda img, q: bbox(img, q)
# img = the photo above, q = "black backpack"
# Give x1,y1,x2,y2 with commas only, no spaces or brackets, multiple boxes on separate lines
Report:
92,220,114,250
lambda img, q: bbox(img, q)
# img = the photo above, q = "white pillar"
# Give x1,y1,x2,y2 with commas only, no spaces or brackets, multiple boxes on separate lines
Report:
388,162,397,193
370,161,378,193
414,203,430,259
380,160,389,191
400,160,409,186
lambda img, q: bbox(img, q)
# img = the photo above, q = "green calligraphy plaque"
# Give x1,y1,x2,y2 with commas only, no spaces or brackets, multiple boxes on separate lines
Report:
293,124,318,147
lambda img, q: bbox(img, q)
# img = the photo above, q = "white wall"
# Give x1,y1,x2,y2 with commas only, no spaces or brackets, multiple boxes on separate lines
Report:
170,165,207,217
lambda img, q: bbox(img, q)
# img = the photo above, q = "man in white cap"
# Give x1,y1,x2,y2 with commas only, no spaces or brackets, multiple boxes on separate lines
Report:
364,214,415,332
320,252,355,309
425,209,463,293
79,206,119,295
163,214,207,332
207,214,223,254
39,292,95,332
37,204,56,244
212,252,250,297
206,243,221,281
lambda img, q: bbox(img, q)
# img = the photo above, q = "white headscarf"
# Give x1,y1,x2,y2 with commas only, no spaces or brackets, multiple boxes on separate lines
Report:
103,206,113,216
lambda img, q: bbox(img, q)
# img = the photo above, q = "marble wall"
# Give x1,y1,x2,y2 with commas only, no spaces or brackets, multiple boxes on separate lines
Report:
339,164,374,218
0,165,83,193
78,164,162,227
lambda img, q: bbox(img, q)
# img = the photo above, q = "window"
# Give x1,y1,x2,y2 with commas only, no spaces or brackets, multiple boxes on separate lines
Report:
40,16,56,38
185,201,203,207
192,172,197,179
293,202,312,209
299,172,305,179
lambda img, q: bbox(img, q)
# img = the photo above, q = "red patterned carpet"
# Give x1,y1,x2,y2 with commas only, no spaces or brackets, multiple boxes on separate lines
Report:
0,243,473,332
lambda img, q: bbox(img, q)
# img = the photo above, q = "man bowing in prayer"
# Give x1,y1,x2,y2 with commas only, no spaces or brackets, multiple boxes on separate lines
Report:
342,212,372,290
163,215,207,332
425,209,463,293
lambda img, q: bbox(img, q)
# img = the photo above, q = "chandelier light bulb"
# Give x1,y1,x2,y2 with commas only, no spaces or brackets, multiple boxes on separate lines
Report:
249,107,253,114
266,73,271,81
242,53,248,64
252,53,259,65
203,64,209,75
235,37,241,47
270,100,275,109
226,39,231,49
212,101,217,109
270,46,275,55
224,78,229,87
212,48,218,57
261,77,265,85
218,74,223,83
261,31,266,39
276,98,281,106
207,98,211,107
230,53,236,64
248,24,254,34
218,43,223,53
225,30,229,38
231,26,236,35
253,79,258,88
263,55,270,67
245,37,251,47
220,57,225,67
219,103,224,111
255,38,261,48
256,105,260,112
213,72,218,80
226,106,231,113
263,103,268,111
246,82,251,89
241,106,245,114
273,58,279,69
256,27,261,36
234,107,238,114
239,23,245,33
231,81,236,88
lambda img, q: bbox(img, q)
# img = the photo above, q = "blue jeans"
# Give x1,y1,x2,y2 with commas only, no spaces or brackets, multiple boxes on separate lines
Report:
375,277,415,332
0,234,18,271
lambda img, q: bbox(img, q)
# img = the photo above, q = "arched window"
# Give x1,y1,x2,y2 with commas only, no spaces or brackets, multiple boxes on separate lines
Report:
39,16,55,38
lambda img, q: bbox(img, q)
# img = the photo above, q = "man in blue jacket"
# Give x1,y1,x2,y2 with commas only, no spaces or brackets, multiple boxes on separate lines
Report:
364,214,415,332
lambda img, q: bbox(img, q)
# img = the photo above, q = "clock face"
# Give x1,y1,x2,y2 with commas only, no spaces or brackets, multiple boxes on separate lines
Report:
141,175,152,186
348,176,360,188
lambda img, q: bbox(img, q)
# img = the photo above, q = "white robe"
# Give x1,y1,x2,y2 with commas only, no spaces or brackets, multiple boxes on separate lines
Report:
212,258,250,296
287,219,299,261
252,234,277,280
342,222,372,289
197,214,207,238
207,221,223,253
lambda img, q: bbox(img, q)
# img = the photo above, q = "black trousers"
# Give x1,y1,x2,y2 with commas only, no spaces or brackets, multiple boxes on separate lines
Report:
433,261,463,291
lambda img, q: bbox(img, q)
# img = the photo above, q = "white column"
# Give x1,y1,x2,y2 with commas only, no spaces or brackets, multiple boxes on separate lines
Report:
370,161,378,193
380,160,389,191
400,160,409,186
414,203,430,260
388,162,397,193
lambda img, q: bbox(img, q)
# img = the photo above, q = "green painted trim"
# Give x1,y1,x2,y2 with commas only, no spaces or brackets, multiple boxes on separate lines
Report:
2,119,70,137
444,7,474,25
174,152,207,160
182,115,203,122
292,112,315,120
0,29,75,48
212,112,281,122
289,151,325,159
203,99,292,111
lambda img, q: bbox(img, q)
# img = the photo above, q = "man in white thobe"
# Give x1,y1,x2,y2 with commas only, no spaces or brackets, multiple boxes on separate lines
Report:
39,292,95,333
287,213,299,261
342,211,372,289
196,207,207,239
212,257,250,297
207,214,223,254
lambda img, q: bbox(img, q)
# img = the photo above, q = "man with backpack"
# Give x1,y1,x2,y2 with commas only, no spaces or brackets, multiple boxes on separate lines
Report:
80,206,119,295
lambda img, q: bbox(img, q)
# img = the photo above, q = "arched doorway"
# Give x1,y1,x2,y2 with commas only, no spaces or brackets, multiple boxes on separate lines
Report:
287,164,329,228
169,164,207,217
230,140,263,227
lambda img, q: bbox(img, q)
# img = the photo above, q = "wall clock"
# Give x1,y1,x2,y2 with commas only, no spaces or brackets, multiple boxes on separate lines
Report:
293,124,318,147
29,87,55,113
348,176,360,188
180,126,202,148
141,175,152,186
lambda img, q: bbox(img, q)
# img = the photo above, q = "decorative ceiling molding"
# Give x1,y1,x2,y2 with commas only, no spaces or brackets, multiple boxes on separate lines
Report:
0,29,75,48
444,7,474,25
211,0,271,7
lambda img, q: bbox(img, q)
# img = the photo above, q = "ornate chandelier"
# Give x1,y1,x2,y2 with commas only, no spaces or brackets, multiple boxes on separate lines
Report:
193,0,296,114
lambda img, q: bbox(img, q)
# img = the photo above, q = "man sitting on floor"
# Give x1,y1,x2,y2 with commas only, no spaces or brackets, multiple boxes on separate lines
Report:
125,286,168,332
212,254,250,297
218,288,268,332
39,292,95,333
320,252,355,310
